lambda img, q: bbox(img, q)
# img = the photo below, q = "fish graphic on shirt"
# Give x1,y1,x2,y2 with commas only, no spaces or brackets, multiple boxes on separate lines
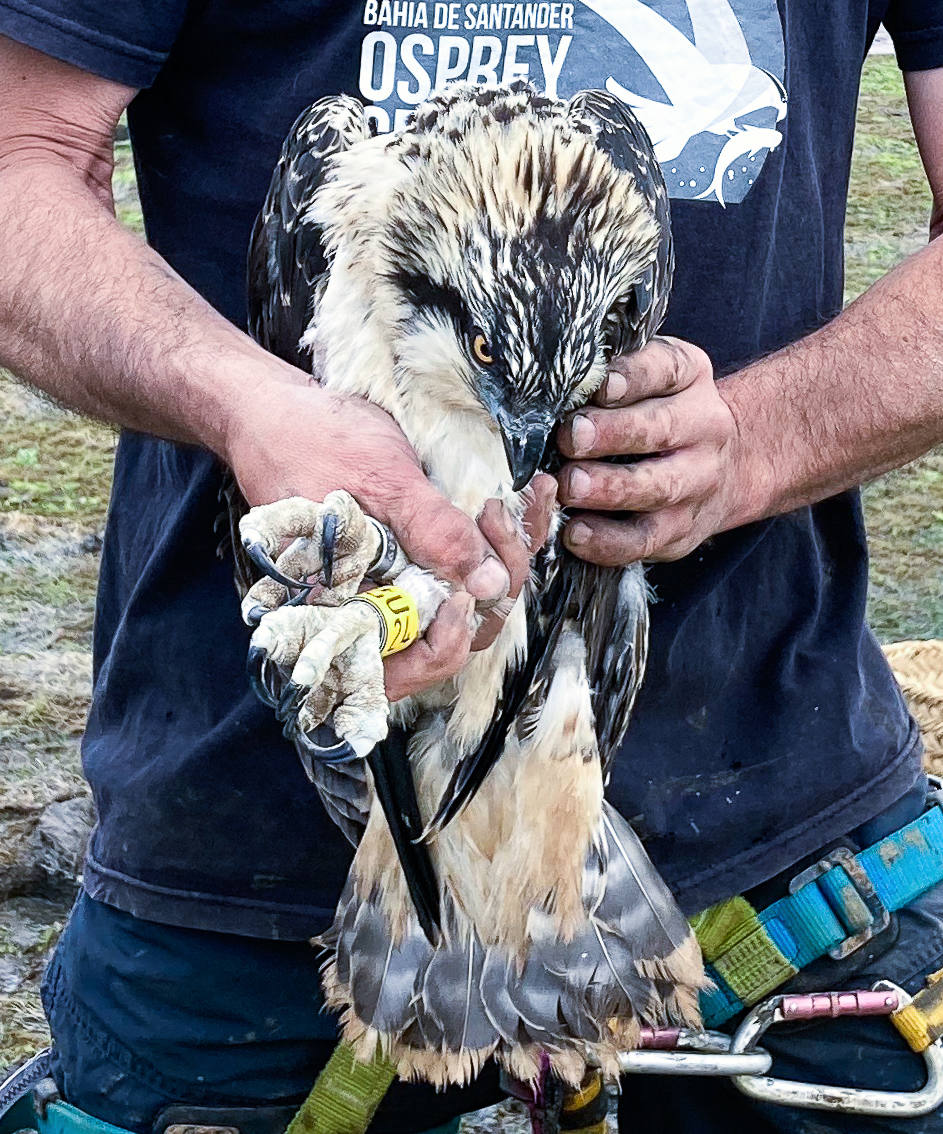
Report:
580,0,787,203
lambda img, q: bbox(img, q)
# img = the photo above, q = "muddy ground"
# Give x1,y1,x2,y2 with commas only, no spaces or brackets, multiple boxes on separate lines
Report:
1,54,941,1133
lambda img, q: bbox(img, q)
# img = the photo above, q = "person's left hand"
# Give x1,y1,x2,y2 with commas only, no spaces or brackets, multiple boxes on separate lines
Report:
383,473,557,701
556,337,742,565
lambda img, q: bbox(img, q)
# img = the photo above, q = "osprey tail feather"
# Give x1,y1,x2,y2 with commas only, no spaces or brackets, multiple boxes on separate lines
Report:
317,616,702,1088
319,802,702,1087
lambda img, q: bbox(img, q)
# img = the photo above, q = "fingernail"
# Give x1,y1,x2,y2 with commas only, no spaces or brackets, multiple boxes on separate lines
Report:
570,414,596,455
501,503,517,535
604,371,627,402
567,521,592,547
568,468,591,500
466,555,510,601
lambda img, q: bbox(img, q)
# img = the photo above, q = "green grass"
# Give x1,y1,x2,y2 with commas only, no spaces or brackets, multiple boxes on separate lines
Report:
113,136,144,235
0,378,114,524
865,453,943,640
850,57,943,642
845,57,931,301
0,414,114,520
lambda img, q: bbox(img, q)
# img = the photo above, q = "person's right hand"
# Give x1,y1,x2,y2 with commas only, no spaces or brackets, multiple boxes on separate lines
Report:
225,379,551,699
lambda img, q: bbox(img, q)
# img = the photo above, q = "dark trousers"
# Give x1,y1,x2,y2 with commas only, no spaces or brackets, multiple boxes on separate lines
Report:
43,882,943,1134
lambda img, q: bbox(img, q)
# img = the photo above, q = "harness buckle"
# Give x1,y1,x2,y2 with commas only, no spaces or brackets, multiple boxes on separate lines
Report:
789,845,891,960
729,982,943,1117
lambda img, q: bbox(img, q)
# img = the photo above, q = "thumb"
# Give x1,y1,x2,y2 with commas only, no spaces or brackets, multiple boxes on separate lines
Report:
383,470,511,602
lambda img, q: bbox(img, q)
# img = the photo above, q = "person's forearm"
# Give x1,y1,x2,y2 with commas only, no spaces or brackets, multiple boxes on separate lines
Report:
719,237,943,527
0,154,305,459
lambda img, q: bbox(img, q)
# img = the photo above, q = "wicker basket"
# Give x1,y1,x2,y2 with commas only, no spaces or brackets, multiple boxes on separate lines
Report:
884,639,943,771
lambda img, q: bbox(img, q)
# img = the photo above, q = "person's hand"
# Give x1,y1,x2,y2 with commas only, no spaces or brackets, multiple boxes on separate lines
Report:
225,380,555,699
383,474,556,700
556,337,741,565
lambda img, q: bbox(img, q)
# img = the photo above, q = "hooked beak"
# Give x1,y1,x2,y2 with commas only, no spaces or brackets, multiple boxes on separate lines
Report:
495,409,554,492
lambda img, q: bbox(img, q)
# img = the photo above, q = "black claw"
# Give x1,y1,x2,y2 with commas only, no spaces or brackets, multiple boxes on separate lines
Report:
293,726,361,779
247,645,278,708
277,679,309,723
321,512,338,589
243,602,268,628
321,739,360,764
245,540,315,592
263,657,284,706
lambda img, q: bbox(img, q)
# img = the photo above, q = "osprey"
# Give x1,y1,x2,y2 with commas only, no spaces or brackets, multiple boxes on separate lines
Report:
237,82,703,1088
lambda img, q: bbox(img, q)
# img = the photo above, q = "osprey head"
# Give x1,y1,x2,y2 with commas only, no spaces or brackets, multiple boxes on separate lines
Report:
315,87,665,491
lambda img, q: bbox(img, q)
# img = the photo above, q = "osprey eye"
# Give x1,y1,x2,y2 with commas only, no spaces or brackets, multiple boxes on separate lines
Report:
471,331,494,366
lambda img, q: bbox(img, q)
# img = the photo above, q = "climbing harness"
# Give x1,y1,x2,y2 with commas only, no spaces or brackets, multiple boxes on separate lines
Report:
613,982,943,1118
5,980,943,1134
693,778,943,1028
499,978,943,1131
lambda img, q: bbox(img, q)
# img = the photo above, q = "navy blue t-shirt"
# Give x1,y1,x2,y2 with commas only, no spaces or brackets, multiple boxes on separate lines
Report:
1,0,939,938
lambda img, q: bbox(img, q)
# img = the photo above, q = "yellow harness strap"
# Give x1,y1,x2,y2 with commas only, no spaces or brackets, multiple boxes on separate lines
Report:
893,968,943,1053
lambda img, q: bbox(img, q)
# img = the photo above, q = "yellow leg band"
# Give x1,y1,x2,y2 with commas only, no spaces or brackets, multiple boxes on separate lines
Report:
562,1072,603,1112
560,1070,608,1132
344,586,420,657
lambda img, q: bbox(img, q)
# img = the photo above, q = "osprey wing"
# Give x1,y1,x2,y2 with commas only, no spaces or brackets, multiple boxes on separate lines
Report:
425,553,648,828
506,554,649,779
424,548,571,835
244,99,443,936
571,560,649,778
568,89,673,355
229,98,371,589
247,95,370,367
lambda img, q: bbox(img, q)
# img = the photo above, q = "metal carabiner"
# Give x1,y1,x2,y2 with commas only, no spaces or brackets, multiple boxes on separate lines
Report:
729,982,943,1116
619,1027,773,1077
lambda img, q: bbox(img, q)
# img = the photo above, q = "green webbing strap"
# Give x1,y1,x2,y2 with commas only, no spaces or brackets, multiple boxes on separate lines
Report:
691,895,798,1025
285,1042,397,1134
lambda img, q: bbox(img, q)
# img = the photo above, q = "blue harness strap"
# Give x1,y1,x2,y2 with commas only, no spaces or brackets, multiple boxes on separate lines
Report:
694,803,943,1027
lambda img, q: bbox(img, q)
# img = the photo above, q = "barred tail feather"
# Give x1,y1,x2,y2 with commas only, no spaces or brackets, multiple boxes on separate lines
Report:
317,804,703,1088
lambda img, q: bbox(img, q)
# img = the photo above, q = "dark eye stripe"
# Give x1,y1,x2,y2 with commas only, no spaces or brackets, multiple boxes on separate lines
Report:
390,271,472,330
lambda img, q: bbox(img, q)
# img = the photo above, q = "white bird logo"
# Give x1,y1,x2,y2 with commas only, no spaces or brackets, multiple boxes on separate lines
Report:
580,0,787,203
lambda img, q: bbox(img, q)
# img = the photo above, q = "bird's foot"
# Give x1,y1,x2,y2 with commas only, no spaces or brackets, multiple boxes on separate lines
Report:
239,490,394,624
248,601,389,762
